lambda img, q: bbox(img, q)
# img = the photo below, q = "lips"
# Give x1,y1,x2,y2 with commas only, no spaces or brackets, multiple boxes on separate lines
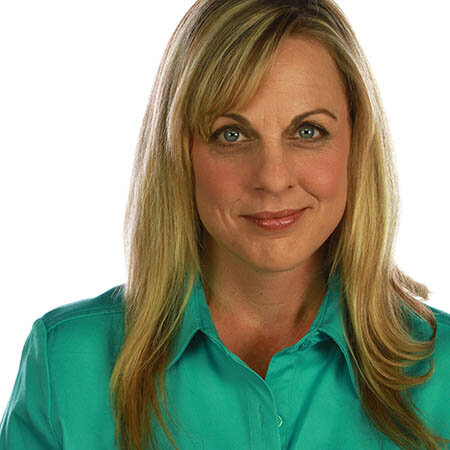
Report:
243,209,304,219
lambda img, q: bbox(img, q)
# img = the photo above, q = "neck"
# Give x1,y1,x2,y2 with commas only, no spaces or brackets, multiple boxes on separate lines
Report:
200,243,328,336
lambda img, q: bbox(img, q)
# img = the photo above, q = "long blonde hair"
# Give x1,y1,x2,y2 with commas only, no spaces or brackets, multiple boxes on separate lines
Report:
110,1,450,449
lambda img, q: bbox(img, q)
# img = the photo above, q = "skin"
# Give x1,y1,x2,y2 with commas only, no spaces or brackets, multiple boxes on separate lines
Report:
190,37,352,353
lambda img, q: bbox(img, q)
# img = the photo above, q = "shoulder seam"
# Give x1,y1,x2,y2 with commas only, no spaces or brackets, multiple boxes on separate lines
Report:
429,306,450,329
437,317,450,330
46,309,123,333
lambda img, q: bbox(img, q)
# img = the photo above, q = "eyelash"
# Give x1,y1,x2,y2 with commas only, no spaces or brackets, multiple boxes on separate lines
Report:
209,122,329,147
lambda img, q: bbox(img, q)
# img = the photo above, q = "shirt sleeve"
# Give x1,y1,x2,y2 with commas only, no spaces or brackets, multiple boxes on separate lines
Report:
0,319,60,449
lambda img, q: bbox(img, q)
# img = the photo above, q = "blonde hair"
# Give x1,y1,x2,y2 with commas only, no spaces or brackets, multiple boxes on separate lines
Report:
109,0,450,449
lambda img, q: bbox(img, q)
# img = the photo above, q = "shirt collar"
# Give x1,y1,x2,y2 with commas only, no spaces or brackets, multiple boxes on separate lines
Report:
168,271,359,396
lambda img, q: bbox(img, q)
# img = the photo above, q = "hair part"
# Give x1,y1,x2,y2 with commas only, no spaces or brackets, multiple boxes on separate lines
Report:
109,1,450,449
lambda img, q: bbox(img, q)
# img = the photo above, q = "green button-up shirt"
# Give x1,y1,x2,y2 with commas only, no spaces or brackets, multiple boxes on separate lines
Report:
1,274,449,449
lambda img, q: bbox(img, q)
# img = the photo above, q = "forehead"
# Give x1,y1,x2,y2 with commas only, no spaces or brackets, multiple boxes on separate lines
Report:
244,37,347,110
192,36,349,140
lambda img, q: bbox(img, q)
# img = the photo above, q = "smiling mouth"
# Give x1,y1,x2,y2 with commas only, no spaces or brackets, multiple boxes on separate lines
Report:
242,209,305,231
243,209,305,220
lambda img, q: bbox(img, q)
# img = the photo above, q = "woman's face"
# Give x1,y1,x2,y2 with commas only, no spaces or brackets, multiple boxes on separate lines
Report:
190,37,352,274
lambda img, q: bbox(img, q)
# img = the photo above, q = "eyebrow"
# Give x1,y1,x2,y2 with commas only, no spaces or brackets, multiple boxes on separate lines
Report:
218,108,338,135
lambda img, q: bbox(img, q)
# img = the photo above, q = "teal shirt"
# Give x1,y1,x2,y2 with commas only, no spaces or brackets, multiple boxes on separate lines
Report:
1,274,449,449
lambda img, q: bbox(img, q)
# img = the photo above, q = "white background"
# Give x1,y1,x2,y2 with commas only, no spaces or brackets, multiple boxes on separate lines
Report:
1,1,449,414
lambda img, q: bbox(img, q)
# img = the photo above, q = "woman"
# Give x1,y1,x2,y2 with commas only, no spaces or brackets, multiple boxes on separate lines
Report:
1,0,449,449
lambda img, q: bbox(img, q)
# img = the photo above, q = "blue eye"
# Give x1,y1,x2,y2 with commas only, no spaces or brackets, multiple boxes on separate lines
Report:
209,126,247,145
209,123,328,147
223,129,241,142
298,126,318,139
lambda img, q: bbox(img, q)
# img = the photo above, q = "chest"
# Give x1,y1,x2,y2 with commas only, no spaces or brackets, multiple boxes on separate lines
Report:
238,353,273,380
216,324,312,380
209,303,319,379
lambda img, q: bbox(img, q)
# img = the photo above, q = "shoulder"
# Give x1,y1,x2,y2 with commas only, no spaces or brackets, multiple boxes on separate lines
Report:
38,284,126,357
41,284,125,330
409,302,450,383
2,285,127,446
406,301,450,340
406,303,450,433
428,303,450,328
404,302,450,381
427,303,450,354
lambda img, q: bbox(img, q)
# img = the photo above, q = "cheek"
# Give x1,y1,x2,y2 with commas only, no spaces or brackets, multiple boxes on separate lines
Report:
304,152,348,203
306,118,351,203
192,150,242,212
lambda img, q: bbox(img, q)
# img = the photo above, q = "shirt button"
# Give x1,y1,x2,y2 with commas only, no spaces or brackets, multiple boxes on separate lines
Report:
277,415,283,428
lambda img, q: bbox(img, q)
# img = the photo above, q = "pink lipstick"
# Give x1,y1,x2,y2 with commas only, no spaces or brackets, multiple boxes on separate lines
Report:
243,209,305,231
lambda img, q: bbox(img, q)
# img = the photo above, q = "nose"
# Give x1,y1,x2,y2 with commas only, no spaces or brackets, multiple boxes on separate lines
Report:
251,141,297,195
